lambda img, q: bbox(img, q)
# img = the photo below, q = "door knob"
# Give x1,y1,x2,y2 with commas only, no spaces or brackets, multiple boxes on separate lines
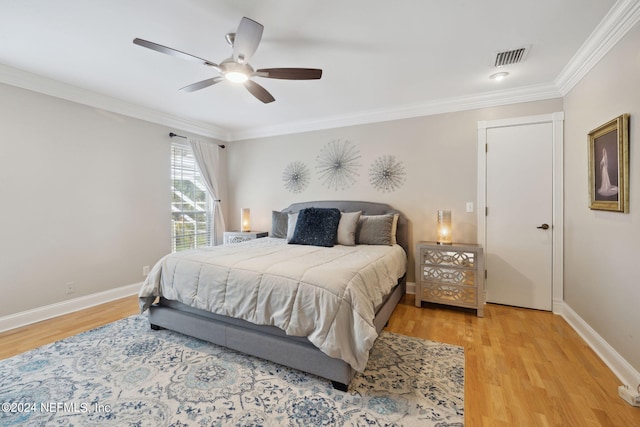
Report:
536,223,550,230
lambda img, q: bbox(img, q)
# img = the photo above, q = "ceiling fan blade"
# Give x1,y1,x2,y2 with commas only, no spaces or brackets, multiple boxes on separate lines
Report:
232,17,263,64
133,38,219,69
255,68,323,80
179,76,224,93
243,80,275,103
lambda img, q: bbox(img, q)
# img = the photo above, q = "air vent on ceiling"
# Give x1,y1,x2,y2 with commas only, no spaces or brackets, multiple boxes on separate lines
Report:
494,46,530,67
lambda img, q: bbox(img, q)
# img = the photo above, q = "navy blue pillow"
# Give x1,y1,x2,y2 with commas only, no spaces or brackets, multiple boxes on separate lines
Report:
289,207,341,247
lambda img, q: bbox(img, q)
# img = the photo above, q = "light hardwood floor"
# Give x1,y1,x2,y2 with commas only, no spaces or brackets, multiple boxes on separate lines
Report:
1,295,638,426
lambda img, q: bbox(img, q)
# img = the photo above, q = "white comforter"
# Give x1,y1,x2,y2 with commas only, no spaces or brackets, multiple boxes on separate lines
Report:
139,238,406,371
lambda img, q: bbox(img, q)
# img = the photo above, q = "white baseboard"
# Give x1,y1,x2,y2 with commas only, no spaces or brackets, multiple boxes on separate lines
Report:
552,297,564,315
555,300,640,389
0,283,141,333
406,281,416,294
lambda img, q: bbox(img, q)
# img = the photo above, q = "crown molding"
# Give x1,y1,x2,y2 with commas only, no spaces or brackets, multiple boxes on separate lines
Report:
0,63,230,141
233,0,639,141
555,0,640,95
229,83,562,141
2,0,636,143
0,61,562,143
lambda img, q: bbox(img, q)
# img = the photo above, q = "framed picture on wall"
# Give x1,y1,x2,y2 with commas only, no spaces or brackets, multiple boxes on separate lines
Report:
588,113,629,213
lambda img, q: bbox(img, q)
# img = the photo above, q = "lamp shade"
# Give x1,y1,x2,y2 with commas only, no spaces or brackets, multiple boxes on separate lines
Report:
241,208,251,232
437,210,452,245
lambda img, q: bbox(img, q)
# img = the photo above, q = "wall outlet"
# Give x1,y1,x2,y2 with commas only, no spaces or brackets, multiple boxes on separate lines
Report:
142,265,150,276
618,385,640,407
65,282,75,295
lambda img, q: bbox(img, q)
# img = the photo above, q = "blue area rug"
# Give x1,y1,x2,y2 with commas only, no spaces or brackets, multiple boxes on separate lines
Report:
0,315,464,426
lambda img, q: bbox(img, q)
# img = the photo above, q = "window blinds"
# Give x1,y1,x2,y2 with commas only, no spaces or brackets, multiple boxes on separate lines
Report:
170,141,212,252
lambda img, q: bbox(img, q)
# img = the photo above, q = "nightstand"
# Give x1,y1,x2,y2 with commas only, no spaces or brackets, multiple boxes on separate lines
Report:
415,241,485,317
223,231,268,244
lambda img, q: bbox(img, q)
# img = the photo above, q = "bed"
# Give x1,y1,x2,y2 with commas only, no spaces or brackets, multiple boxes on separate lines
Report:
139,200,408,391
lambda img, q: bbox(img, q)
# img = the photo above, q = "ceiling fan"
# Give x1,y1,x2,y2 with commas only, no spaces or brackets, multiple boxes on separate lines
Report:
133,17,322,104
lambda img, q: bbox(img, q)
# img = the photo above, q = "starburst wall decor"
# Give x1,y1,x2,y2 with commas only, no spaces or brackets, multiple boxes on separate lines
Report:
282,161,310,193
316,139,361,190
369,155,406,192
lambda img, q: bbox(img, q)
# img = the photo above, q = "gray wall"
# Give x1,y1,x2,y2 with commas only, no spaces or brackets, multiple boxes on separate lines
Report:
0,83,225,317
563,23,640,373
225,98,563,282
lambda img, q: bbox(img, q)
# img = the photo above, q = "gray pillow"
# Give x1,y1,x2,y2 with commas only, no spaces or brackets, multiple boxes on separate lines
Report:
271,211,288,239
356,214,394,245
289,208,341,247
336,211,362,246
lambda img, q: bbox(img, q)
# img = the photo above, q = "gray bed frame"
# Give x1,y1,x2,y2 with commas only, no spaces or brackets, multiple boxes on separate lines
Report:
148,201,409,391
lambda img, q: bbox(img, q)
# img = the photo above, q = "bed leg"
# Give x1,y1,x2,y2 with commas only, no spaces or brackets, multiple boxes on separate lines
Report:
331,381,349,392
150,324,165,331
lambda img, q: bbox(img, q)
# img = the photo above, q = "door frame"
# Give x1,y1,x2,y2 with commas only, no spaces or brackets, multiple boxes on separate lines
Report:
477,112,564,313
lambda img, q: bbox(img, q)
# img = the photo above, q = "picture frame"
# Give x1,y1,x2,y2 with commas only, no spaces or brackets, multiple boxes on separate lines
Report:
588,113,629,212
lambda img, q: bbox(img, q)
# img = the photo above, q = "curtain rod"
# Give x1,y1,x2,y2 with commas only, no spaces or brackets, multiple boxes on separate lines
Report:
169,132,225,149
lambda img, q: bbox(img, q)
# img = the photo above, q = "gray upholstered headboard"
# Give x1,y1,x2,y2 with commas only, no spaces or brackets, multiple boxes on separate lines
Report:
281,200,409,255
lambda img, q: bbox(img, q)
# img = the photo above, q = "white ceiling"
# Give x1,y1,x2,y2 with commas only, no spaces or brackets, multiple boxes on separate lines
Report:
0,0,635,141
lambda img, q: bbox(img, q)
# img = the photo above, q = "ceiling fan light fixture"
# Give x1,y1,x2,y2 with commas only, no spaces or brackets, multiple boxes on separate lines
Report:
221,60,251,83
134,17,322,104
225,71,249,83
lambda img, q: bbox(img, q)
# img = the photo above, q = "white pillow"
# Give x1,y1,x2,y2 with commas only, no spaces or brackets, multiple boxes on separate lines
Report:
286,212,299,242
336,211,362,246
390,213,399,245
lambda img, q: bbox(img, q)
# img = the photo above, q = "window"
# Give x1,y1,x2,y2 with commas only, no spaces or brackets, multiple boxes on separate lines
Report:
171,141,212,252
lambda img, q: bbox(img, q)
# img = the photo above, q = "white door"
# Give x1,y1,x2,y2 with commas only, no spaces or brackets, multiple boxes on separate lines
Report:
484,122,553,310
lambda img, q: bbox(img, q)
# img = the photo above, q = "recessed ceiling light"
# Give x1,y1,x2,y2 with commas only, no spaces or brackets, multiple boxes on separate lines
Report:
490,72,509,81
